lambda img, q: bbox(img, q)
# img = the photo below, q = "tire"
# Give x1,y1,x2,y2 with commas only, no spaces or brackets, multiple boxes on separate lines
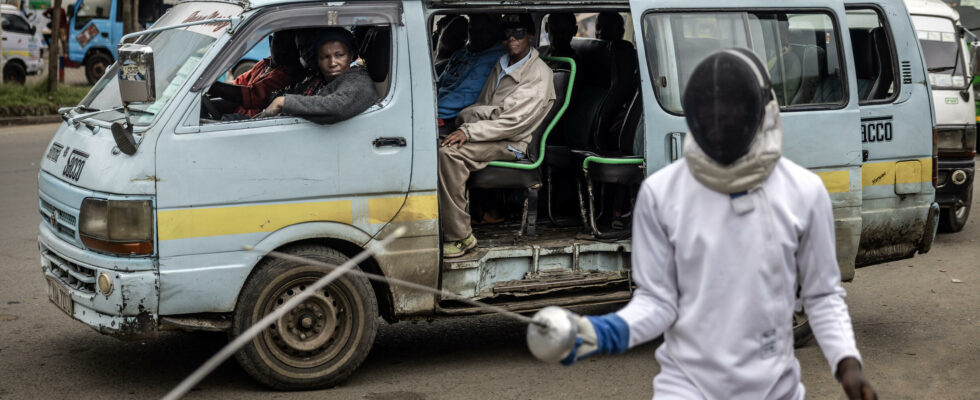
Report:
3,62,27,84
231,61,256,80
232,245,378,390
792,310,814,348
939,185,972,233
84,52,113,84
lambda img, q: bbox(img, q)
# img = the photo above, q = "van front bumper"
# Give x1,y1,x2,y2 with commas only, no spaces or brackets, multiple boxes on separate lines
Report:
38,222,159,340
935,157,975,207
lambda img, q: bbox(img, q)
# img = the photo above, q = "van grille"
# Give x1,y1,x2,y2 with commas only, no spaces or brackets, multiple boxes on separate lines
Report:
40,198,79,242
42,249,96,294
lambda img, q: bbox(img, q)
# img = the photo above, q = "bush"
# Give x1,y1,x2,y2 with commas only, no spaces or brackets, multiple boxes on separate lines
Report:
0,82,91,118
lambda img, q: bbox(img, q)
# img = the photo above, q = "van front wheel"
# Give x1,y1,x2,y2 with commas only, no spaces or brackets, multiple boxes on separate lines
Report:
232,246,378,390
940,187,972,233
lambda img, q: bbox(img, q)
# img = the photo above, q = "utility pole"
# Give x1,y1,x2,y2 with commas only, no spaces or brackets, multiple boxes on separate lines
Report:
48,0,63,92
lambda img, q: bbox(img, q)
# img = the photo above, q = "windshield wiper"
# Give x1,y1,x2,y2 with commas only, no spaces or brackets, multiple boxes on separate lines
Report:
929,65,956,73
127,107,156,116
64,106,126,125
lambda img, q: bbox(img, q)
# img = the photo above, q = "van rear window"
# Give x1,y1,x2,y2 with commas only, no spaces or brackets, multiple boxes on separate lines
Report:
643,11,845,114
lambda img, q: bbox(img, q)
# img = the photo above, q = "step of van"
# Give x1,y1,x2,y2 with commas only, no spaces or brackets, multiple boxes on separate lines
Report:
440,226,632,303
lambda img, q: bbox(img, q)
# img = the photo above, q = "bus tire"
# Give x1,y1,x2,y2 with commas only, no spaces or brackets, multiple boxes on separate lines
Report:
939,186,972,233
231,245,378,390
232,61,256,80
84,52,112,84
3,62,27,84
792,310,813,348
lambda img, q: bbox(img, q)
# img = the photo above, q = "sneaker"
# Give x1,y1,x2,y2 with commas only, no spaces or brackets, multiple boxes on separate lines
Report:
443,234,477,258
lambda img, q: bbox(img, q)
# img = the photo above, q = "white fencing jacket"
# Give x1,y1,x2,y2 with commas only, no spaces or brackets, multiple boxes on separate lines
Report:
616,157,861,400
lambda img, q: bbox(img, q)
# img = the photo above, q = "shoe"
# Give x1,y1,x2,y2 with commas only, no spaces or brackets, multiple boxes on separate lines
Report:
443,234,477,258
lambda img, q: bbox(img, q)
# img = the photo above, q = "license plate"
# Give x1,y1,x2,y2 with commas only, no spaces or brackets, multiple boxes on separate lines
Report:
46,277,73,316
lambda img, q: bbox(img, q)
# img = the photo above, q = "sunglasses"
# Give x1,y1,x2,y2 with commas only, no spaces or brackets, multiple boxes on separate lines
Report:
504,28,529,40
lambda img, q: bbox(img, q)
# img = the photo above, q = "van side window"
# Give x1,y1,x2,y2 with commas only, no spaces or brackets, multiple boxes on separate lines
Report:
199,24,392,125
845,8,899,103
643,11,846,113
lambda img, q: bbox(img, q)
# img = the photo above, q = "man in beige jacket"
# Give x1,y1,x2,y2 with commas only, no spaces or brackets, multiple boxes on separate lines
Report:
439,13,556,258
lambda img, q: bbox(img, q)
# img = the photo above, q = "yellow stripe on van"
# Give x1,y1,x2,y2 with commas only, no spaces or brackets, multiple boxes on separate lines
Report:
158,200,353,241
368,194,439,224
392,194,439,223
816,170,850,194
861,158,932,187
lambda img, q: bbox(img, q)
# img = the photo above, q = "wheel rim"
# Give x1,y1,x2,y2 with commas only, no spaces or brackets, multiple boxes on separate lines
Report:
91,62,107,80
955,203,968,220
260,277,355,369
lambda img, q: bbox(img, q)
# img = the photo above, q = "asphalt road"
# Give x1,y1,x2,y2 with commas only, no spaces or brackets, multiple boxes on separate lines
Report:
1,123,977,399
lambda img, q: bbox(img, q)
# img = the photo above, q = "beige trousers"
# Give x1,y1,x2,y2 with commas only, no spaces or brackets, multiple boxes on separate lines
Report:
438,141,517,241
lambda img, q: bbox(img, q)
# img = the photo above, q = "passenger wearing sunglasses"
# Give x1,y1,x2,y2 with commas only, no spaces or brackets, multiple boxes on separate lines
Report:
438,13,557,258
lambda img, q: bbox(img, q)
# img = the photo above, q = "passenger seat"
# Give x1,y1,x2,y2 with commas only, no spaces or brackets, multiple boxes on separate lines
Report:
359,27,392,98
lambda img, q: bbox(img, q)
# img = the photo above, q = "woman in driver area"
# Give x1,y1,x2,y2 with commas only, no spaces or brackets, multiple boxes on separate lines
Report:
257,27,379,124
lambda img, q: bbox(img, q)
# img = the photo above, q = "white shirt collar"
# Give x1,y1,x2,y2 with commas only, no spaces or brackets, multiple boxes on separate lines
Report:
496,50,533,88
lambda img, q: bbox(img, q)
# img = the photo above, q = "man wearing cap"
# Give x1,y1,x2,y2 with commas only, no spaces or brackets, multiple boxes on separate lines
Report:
439,13,556,258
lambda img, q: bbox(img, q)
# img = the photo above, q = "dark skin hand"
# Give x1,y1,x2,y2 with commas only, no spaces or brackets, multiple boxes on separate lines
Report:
442,129,467,148
837,357,877,400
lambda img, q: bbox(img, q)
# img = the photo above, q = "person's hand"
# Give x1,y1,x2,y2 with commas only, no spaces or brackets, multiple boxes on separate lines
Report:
441,129,467,148
837,358,877,400
263,96,286,116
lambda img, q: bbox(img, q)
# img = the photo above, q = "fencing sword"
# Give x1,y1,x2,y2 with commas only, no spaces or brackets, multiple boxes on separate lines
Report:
163,227,587,399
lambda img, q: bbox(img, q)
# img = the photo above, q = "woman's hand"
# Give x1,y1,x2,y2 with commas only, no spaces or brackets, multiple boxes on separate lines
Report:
263,96,286,116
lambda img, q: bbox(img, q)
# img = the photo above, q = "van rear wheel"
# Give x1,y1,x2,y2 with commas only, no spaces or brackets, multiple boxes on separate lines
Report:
232,245,378,390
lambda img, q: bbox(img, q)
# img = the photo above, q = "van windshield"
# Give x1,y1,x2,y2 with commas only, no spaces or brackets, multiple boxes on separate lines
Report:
911,15,968,89
78,2,243,126
643,11,846,113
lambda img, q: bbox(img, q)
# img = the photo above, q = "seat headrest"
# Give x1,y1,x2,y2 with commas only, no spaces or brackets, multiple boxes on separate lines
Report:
362,27,391,83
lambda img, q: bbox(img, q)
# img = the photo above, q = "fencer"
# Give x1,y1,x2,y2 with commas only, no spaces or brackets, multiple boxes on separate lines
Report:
527,48,877,400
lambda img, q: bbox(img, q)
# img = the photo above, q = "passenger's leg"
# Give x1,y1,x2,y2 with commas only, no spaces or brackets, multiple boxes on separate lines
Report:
437,142,513,241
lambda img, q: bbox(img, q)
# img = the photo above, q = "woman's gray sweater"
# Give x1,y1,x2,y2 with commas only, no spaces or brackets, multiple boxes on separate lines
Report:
282,67,379,125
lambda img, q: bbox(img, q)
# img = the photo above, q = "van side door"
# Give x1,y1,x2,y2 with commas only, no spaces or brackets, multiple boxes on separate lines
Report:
154,2,420,316
843,2,936,265
631,0,864,278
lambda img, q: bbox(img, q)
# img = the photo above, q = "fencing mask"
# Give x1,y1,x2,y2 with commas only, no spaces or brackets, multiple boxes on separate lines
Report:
682,47,773,165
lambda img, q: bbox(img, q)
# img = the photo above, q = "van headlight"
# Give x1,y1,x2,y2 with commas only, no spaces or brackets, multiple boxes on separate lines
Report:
936,127,976,153
79,198,154,256
937,129,965,151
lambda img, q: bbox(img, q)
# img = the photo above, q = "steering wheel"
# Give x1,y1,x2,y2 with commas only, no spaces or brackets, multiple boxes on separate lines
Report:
201,94,222,120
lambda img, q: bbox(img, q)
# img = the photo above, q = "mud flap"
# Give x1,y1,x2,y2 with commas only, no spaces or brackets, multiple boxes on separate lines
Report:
918,202,940,254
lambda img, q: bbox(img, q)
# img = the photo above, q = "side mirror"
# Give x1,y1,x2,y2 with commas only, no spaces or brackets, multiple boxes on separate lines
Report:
116,43,156,103
30,25,36,35
67,4,75,18
113,43,155,156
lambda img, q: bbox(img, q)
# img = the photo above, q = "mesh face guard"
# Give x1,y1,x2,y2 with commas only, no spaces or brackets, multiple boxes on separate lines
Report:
682,48,774,166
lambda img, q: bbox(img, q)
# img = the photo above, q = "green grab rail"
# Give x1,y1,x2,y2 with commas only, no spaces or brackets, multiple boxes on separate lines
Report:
582,156,644,173
487,56,577,170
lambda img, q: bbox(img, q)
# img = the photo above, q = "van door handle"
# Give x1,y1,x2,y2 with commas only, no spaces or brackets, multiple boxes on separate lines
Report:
667,132,684,162
101,32,109,38
373,137,407,148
